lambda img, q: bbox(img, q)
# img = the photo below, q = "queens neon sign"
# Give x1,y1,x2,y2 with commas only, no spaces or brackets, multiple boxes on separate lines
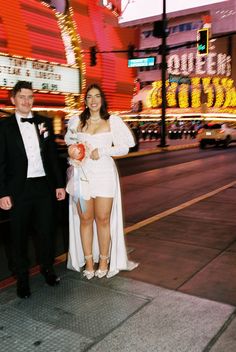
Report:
168,52,231,77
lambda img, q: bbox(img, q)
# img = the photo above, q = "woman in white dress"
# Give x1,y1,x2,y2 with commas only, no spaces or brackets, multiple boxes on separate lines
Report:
65,84,138,279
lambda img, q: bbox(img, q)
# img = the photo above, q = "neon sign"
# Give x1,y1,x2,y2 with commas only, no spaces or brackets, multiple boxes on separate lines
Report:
168,53,231,77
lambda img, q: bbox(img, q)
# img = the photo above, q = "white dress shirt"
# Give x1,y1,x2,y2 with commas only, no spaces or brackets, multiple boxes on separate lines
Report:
16,112,46,178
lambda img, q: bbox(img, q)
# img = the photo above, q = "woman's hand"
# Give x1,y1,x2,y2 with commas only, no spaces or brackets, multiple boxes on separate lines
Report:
90,148,99,160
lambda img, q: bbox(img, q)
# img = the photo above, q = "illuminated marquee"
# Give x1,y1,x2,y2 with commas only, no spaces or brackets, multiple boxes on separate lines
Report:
168,53,231,77
0,54,80,94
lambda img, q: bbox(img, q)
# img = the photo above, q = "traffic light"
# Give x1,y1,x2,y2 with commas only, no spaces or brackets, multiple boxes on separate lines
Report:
153,20,169,38
197,28,209,55
128,44,135,59
90,46,97,66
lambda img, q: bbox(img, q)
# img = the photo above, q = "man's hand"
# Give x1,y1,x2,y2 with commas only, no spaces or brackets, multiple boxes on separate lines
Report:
56,188,66,201
0,196,13,210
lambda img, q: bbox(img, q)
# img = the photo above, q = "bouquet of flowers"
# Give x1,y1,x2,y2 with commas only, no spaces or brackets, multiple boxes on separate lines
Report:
68,142,89,167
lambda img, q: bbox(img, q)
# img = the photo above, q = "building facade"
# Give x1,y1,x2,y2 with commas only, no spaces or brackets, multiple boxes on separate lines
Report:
122,0,236,116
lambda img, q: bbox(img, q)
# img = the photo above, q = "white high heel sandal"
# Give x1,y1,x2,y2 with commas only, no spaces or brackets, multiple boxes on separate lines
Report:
95,254,109,278
83,254,95,280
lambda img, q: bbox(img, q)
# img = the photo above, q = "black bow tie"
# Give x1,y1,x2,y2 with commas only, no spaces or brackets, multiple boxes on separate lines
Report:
21,117,37,124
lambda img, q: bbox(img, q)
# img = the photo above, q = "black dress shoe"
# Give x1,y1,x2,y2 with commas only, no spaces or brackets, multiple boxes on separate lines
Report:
41,268,60,286
16,275,31,299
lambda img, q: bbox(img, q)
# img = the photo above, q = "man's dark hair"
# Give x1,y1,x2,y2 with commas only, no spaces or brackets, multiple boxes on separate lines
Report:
11,81,33,97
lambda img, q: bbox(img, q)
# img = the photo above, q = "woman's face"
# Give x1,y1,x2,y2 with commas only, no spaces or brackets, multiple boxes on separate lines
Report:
86,88,102,114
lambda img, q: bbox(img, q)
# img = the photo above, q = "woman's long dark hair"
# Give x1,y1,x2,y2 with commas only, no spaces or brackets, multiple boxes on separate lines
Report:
80,84,110,128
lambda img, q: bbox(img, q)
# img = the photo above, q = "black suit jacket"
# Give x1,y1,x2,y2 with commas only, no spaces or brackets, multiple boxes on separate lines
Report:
0,113,64,201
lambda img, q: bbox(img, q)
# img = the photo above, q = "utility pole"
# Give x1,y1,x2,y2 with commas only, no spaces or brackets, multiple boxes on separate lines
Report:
160,0,168,147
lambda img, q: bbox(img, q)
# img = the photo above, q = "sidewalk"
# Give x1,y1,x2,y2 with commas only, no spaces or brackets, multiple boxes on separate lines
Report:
1,182,236,351
139,136,198,150
125,137,198,158
0,268,233,352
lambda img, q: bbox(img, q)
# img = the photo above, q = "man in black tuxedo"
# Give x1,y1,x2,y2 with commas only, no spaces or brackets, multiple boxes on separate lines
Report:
0,81,66,298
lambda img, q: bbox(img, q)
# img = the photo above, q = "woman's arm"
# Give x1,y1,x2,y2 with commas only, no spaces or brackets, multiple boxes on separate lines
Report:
98,144,129,157
98,115,135,157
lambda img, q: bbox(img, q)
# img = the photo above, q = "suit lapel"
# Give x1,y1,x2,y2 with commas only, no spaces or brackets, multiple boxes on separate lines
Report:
9,115,27,155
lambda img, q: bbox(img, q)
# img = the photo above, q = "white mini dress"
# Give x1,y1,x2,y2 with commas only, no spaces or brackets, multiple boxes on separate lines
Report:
65,114,138,277
75,131,116,198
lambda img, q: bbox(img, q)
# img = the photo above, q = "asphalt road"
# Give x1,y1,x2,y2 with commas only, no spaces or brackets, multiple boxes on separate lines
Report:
119,145,236,227
117,144,236,176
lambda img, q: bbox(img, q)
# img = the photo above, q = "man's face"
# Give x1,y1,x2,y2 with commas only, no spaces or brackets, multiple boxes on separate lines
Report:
11,88,34,117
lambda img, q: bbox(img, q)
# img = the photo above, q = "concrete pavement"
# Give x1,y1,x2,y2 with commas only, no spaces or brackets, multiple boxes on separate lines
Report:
0,261,235,352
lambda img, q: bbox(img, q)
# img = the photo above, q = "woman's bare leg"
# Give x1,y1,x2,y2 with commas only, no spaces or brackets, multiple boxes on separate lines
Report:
94,197,113,271
77,198,94,271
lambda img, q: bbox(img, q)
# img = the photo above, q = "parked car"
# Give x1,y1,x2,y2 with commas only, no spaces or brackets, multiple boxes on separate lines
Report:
197,123,236,149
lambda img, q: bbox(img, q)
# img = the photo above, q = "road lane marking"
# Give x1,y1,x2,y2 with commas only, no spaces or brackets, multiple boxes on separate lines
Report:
124,180,236,234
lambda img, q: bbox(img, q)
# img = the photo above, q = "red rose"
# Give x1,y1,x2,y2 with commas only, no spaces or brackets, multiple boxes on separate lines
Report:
68,143,86,161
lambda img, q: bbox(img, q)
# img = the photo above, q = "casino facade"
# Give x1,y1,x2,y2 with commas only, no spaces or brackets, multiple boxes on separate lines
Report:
0,0,137,119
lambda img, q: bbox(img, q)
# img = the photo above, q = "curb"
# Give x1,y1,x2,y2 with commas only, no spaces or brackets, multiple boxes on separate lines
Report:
116,142,198,159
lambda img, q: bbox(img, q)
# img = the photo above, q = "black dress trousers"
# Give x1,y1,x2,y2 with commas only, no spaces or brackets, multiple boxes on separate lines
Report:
9,176,56,276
